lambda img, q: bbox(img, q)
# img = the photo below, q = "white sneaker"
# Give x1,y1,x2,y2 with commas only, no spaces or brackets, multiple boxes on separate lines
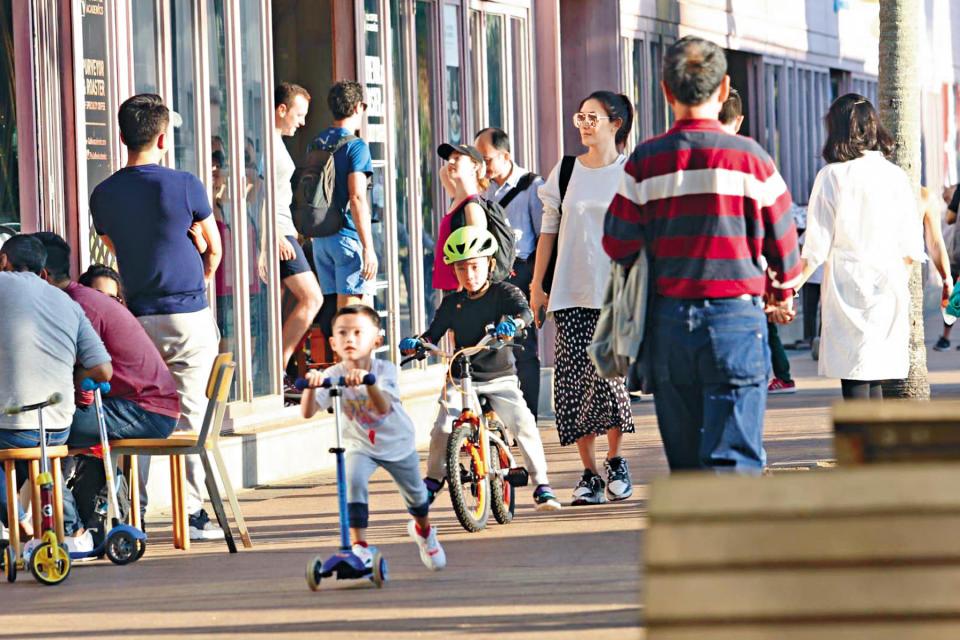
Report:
351,543,373,569
189,509,225,541
407,520,446,571
21,538,41,561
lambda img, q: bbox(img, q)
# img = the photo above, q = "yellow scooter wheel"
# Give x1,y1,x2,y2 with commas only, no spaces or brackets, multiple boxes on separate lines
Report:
29,542,71,586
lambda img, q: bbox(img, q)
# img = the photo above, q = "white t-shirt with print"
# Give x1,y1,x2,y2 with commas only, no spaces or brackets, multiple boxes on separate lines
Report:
311,358,415,462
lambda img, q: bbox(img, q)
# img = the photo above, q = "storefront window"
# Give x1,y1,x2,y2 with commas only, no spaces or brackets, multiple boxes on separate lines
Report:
81,0,117,264
131,0,160,95
171,1,198,175
208,0,241,396
442,4,462,146
509,16,528,166
363,0,392,357
0,0,18,228
239,0,277,397
417,1,440,325
484,14,505,130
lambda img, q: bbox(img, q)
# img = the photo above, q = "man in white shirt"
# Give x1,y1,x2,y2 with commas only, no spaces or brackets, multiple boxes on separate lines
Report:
476,127,545,418
263,83,323,394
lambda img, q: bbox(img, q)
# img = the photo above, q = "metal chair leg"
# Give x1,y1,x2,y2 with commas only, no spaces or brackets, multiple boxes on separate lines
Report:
200,452,236,553
211,446,252,548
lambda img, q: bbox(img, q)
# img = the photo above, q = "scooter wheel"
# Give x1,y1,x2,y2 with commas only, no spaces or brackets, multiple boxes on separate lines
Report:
305,556,322,592
105,530,139,565
2,543,15,583
133,539,147,562
371,550,386,588
29,542,70,586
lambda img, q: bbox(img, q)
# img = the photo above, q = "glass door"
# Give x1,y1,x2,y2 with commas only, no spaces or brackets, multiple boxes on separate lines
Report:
0,0,18,230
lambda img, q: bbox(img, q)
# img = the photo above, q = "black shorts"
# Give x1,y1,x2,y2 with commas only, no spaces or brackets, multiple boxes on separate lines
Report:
279,235,312,280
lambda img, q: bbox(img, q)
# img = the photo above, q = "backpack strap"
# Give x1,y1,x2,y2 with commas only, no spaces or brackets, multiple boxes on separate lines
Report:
558,155,575,207
498,171,539,209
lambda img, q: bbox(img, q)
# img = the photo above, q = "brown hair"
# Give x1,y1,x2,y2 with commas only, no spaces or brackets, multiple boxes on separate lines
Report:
275,82,311,109
579,90,634,149
822,93,895,163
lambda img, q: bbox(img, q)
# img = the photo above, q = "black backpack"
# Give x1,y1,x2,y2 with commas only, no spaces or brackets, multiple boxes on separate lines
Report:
542,155,575,294
290,134,357,238
451,197,517,284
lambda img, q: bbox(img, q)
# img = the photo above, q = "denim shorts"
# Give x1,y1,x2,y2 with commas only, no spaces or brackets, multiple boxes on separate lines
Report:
311,233,373,296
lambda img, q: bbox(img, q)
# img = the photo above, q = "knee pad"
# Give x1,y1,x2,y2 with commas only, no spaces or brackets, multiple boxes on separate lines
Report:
347,502,369,529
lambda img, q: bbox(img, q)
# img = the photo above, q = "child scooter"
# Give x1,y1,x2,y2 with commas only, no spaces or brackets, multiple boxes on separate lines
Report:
2,393,70,585
296,374,387,591
71,379,147,565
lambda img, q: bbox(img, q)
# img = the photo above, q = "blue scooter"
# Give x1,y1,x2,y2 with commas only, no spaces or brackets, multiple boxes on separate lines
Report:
296,374,387,591
71,379,147,565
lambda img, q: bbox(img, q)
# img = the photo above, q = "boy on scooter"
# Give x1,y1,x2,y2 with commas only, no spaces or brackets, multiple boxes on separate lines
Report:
300,305,445,571
399,226,561,511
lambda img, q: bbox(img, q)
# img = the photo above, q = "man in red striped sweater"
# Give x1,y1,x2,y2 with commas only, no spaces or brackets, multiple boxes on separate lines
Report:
603,36,802,473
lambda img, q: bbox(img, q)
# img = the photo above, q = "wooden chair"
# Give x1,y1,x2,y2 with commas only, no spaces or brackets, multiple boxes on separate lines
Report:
0,446,69,558
111,353,251,552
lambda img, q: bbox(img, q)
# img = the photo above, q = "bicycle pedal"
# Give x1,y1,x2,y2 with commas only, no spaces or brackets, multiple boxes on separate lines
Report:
506,467,529,487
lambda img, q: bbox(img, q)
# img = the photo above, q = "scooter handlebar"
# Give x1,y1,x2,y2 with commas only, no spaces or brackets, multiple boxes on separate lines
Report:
80,378,111,394
3,392,63,415
294,374,376,390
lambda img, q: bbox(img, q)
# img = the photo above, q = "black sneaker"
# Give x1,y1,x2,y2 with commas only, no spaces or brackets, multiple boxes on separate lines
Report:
604,456,633,501
571,469,606,506
934,337,951,351
424,477,445,505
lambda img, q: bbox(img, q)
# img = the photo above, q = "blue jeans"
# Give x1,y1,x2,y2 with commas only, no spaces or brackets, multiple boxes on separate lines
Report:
68,397,177,447
67,398,177,532
651,296,770,473
0,428,79,533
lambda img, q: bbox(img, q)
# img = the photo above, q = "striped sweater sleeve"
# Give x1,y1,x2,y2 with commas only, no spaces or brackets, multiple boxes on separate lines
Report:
603,157,646,267
759,164,802,300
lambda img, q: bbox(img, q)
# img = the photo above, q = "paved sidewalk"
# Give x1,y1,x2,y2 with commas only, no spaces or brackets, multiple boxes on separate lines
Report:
4,335,959,639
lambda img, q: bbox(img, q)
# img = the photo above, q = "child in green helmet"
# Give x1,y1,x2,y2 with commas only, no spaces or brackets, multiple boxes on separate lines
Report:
399,225,561,511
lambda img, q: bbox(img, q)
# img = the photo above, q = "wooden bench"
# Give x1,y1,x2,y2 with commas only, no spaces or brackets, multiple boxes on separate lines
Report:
833,399,960,464
645,464,960,639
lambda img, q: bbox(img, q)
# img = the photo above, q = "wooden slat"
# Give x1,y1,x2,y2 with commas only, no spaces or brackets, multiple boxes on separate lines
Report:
646,565,960,622
833,399,960,423
647,513,960,567
648,464,960,520
649,621,960,640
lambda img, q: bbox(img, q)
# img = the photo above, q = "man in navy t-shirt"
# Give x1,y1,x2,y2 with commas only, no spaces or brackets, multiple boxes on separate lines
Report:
90,94,226,541
307,81,376,325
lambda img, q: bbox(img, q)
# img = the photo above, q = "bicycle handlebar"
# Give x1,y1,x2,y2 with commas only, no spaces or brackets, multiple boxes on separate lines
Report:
80,378,111,394
294,374,377,391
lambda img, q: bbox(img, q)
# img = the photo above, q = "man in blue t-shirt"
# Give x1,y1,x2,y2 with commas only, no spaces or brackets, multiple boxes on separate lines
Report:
307,81,376,318
90,94,226,541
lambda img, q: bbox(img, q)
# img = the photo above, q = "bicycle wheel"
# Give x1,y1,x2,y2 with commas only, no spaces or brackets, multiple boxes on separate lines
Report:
446,422,490,532
489,442,515,525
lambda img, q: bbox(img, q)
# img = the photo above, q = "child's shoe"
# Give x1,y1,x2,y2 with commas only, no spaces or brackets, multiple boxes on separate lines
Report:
571,469,606,506
407,520,446,571
20,538,41,561
351,542,373,569
533,485,561,511
423,477,444,505
604,456,633,501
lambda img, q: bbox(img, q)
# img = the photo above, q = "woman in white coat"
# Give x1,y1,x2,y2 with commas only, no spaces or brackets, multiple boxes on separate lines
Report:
801,94,926,399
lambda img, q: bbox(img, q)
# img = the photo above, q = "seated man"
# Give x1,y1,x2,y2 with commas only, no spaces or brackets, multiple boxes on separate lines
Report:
0,235,112,553
34,233,181,542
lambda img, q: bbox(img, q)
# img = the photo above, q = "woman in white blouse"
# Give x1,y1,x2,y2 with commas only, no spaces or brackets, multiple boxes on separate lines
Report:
801,94,925,399
530,91,636,506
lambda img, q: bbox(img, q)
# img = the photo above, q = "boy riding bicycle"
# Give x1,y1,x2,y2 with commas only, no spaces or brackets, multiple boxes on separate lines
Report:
301,305,446,571
400,226,561,511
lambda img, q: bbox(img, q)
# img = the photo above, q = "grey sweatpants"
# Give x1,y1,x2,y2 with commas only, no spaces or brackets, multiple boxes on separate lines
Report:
346,449,429,529
427,375,550,487
138,308,219,516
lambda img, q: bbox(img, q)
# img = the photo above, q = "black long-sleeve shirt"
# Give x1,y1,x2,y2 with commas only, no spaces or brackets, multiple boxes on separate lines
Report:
423,281,534,381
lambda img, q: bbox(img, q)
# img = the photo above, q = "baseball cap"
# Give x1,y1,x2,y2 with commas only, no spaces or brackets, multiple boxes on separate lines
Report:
437,142,483,165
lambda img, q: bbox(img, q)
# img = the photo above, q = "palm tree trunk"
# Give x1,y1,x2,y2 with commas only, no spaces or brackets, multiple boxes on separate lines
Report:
878,0,929,399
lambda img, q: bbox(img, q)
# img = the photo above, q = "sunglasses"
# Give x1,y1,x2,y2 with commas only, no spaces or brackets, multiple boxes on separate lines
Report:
573,112,615,129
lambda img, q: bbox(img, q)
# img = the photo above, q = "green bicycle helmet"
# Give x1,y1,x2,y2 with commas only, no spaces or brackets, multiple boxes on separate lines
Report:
443,225,498,264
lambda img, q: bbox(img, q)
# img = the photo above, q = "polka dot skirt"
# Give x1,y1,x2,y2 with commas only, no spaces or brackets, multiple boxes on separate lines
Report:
553,307,634,447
